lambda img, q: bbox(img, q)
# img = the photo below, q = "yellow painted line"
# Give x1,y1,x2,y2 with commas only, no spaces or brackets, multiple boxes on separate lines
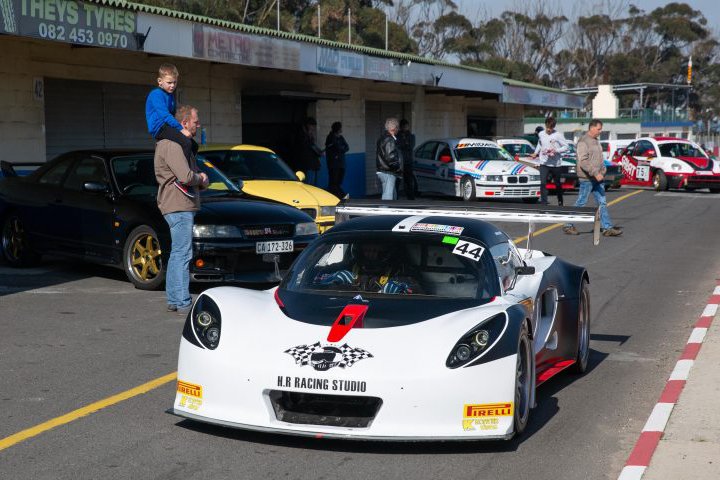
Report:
513,189,644,243
0,372,177,452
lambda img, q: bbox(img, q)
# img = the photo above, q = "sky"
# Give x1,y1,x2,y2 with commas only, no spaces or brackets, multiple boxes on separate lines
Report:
456,0,719,36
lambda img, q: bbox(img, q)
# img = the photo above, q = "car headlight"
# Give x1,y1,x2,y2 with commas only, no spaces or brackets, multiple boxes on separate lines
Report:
193,225,244,238
191,295,221,350
295,221,318,236
446,313,507,368
568,166,577,174
529,175,541,181
671,163,681,171
320,206,336,217
486,175,503,182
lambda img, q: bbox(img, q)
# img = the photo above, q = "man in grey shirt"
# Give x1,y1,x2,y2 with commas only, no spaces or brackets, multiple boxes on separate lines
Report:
564,119,622,237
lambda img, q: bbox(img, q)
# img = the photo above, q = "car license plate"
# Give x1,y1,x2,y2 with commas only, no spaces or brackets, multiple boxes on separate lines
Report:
256,240,293,254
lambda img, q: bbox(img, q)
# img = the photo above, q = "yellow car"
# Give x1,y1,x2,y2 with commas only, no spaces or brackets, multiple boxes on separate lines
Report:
197,145,340,233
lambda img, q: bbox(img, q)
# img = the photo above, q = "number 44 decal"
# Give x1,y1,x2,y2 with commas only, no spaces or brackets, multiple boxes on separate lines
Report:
452,240,485,262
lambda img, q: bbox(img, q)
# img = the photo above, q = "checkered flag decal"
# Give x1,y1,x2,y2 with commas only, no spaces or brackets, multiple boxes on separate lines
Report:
284,342,374,368
284,342,322,366
338,343,373,368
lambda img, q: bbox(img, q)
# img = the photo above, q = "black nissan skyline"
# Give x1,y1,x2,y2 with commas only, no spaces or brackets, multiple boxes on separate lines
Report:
0,150,319,289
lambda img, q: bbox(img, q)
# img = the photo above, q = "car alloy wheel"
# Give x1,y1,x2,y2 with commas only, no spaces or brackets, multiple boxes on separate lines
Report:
652,170,668,191
461,176,476,201
513,322,532,435
123,225,165,290
1,215,40,267
572,281,591,373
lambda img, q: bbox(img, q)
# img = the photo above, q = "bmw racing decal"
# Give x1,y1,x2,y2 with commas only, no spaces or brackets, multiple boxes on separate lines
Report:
284,342,373,371
409,223,464,235
456,141,495,148
462,403,513,431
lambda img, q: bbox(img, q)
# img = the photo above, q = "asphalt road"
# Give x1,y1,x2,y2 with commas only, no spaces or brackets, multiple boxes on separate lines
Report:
1,187,719,480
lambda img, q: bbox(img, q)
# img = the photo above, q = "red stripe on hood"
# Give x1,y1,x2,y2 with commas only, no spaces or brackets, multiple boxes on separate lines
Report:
677,156,710,170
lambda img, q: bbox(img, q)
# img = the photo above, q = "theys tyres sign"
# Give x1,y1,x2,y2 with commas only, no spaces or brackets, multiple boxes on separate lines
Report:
0,0,138,50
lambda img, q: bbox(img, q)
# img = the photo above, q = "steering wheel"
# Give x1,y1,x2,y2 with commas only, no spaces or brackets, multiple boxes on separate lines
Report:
122,183,145,194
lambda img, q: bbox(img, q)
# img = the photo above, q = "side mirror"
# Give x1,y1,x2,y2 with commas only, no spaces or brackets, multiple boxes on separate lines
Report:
296,171,306,182
439,154,452,163
515,265,535,275
83,181,109,193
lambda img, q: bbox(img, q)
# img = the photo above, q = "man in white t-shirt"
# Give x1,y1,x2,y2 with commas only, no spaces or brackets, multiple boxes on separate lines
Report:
531,116,568,206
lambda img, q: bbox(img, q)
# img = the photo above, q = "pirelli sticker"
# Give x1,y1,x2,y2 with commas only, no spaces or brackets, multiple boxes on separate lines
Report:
462,402,513,431
177,380,202,398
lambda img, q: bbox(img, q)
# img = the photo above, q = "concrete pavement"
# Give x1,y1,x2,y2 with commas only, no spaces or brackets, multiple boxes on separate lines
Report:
620,285,720,480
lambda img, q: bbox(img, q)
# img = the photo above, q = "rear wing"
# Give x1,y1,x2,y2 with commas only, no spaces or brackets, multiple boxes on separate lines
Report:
335,199,601,246
0,161,44,178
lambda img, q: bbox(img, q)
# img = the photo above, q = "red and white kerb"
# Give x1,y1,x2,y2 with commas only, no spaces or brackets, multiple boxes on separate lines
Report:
617,283,720,480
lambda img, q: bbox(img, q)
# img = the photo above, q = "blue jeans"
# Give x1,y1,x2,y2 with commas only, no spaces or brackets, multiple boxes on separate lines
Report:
571,179,613,229
164,211,195,308
377,171,397,200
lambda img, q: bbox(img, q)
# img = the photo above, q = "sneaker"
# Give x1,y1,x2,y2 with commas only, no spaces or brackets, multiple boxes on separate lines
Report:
177,306,192,316
602,227,623,237
166,304,177,312
563,226,579,235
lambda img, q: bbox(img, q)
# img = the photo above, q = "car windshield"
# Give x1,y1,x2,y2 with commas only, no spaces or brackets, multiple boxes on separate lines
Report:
111,154,241,198
501,143,535,156
281,232,499,301
455,146,513,162
658,142,707,159
196,149,297,181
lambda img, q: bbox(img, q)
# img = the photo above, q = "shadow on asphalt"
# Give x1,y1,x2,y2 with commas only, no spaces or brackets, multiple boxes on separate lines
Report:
173,347,612,454
0,255,278,297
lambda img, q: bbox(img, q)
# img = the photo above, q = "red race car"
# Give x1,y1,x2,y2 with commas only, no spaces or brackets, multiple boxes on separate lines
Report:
614,137,720,192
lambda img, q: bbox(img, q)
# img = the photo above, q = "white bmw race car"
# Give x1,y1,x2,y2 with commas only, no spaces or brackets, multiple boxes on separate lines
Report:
172,201,597,440
413,138,542,202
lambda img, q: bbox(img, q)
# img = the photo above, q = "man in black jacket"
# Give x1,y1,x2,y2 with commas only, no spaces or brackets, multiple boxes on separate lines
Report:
325,121,349,198
396,119,416,200
376,117,403,200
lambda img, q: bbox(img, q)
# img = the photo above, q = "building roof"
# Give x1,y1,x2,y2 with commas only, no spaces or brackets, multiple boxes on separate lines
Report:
88,0,504,78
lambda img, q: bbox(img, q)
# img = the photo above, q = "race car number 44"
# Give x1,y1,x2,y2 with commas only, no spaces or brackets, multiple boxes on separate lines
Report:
256,240,294,254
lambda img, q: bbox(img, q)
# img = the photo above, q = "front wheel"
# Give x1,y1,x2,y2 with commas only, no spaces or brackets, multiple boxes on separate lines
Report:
653,170,668,191
571,280,591,374
1,215,41,267
123,225,165,290
461,176,476,201
513,322,532,436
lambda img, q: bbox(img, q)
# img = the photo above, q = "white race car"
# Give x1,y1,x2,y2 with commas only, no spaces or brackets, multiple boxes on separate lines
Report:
413,138,541,202
172,201,597,440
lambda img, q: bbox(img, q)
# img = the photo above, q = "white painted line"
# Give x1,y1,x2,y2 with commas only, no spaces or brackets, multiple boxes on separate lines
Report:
642,403,674,432
713,286,720,296
702,304,718,317
618,466,646,480
687,327,707,344
669,359,694,381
